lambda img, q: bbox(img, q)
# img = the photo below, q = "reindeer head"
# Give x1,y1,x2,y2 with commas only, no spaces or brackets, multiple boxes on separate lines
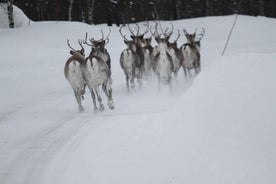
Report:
183,29,196,44
130,25,147,46
183,28,205,49
119,25,137,51
120,23,149,47
142,37,152,47
168,29,180,49
151,22,173,51
67,39,85,57
83,29,111,55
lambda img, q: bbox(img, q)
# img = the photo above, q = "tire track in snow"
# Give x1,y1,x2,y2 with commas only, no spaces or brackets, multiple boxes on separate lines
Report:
0,88,101,184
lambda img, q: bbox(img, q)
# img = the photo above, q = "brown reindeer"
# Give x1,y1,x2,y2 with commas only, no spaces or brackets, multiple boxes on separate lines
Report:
180,28,205,79
64,39,86,112
141,34,154,79
167,29,183,80
119,25,142,91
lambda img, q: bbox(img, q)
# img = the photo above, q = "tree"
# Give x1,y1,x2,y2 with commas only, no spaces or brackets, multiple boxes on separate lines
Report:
7,0,14,28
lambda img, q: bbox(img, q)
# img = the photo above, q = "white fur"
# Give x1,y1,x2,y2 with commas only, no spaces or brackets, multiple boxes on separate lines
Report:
82,56,114,111
67,61,85,89
64,56,86,112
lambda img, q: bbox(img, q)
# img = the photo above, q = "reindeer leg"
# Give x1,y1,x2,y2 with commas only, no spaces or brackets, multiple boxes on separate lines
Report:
157,74,161,92
80,84,86,100
125,74,130,92
74,89,84,112
137,69,142,87
94,85,104,111
102,84,114,110
168,76,173,95
195,63,201,76
182,65,188,83
130,70,135,89
90,88,98,112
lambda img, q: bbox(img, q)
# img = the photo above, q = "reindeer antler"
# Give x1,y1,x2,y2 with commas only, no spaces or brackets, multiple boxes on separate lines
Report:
104,28,111,45
85,29,111,46
153,22,162,38
171,29,180,43
164,23,174,38
196,28,205,41
119,25,130,41
83,32,94,46
127,24,140,36
183,29,189,36
67,39,77,51
78,39,84,50
142,21,150,36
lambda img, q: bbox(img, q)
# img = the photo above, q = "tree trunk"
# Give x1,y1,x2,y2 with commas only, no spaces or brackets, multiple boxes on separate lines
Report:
258,0,264,16
68,0,74,21
7,0,14,28
87,0,94,24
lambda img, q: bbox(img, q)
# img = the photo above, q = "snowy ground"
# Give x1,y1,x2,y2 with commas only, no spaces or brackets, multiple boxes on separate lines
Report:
0,6,276,184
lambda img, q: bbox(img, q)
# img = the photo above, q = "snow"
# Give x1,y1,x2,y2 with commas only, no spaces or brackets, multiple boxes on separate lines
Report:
0,7,276,184
0,4,31,28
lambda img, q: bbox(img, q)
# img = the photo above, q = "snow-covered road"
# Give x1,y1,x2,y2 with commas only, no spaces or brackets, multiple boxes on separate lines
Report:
1,11,276,184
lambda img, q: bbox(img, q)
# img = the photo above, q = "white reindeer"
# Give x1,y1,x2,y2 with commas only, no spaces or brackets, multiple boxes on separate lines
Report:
64,39,86,112
151,23,174,93
82,31,114,111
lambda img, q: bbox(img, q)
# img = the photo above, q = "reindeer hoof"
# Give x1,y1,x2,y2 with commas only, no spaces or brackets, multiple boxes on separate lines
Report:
108,100,114,110
99,104,105,112
92,107,98,112
79,106,85,112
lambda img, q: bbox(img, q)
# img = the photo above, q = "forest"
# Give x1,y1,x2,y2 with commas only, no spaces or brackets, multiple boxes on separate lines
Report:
2,0,276,26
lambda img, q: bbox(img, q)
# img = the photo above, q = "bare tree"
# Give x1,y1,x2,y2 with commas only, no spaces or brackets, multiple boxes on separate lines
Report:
7,0,14,28
68,0,74,21
87,0,95,24
258,0,264,16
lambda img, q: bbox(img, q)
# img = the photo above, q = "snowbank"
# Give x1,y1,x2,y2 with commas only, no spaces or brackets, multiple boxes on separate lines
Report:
0,3,31,28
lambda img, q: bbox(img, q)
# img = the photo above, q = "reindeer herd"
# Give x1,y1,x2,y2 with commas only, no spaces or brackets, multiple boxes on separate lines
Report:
64,22,205,112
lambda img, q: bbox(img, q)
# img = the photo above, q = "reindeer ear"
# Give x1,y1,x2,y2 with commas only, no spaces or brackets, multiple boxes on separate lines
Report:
124,40,128,45
155,37,159,43
80,49,85,56
130,35,135,39
70,50,74,55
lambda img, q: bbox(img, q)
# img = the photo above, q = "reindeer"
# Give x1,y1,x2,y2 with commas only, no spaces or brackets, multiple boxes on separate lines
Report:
64,39,86,112
167,29,183,80
84,29,112,72
127,23,150,78
151,23,174,93
119,25,142,91
141,35,154,79
180,28,205,79
119,23,150,91
82,30,114,111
